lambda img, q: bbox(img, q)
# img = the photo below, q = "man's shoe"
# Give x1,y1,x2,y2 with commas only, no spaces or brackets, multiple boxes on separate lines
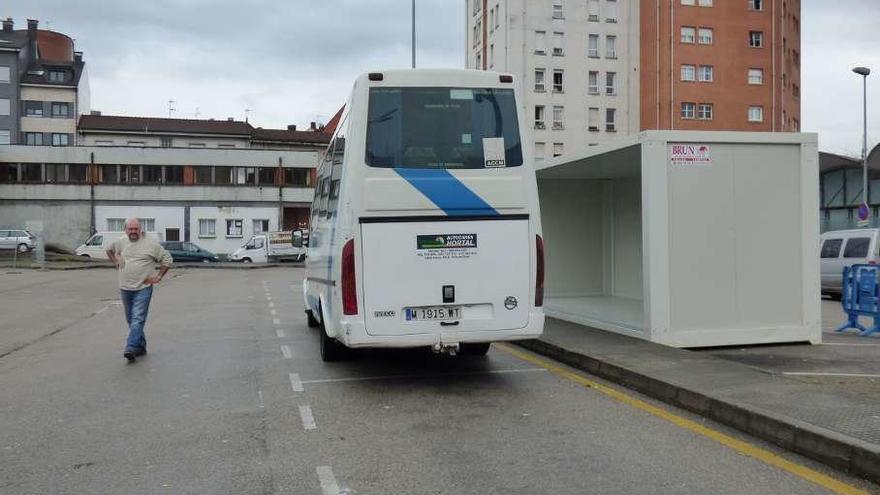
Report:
123,350,136,362
134,347,147,357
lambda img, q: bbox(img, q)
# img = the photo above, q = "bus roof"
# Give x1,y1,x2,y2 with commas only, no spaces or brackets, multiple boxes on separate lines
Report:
355,69,516,89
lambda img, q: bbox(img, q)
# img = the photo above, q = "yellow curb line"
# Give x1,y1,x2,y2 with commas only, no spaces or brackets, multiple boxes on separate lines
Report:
496,343,869,495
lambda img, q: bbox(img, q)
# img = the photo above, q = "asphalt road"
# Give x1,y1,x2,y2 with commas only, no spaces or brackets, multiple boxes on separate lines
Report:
1,268,875,494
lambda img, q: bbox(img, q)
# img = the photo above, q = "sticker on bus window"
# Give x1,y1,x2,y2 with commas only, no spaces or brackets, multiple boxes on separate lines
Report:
482,137,506,168
461,133,472,145
450,89,474,100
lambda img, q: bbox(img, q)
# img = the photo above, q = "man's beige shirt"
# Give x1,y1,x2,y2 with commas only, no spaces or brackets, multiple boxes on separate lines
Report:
110,235,173,291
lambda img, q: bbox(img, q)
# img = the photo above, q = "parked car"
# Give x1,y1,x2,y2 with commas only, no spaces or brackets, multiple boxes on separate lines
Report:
820,228,880,297
160,241,218,263
0,229,37,253
75,232,119,259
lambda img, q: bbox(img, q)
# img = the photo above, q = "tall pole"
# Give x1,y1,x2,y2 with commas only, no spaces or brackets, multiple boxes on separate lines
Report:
854,67,871,218
411,0,416,68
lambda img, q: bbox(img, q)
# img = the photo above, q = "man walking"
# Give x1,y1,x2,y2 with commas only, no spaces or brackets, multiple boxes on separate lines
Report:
106,218,173,363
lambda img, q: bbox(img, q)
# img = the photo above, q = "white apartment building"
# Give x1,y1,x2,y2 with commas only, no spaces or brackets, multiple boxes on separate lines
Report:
465,0,640,161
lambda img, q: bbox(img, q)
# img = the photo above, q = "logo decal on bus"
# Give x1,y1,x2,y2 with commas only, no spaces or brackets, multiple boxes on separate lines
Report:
417,234,477,250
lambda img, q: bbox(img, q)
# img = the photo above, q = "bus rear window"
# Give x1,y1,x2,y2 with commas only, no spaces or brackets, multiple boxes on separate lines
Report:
366,87,523,169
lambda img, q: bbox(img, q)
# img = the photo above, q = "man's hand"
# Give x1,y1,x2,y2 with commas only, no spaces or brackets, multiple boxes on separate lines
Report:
143,275,162,285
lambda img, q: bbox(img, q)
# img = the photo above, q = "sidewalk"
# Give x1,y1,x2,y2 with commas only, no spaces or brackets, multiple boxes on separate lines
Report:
517,317,880,484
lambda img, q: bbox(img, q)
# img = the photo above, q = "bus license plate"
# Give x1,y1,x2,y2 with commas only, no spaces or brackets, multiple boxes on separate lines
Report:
406,306,461,321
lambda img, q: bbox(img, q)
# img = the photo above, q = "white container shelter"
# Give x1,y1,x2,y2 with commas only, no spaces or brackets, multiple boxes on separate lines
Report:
536,131,821,347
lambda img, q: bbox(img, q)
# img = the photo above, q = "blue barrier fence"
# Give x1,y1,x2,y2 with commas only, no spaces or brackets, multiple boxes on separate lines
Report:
837,264,880,337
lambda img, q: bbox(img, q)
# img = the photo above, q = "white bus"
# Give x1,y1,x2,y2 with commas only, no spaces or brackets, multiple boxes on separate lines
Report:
304,69,544,361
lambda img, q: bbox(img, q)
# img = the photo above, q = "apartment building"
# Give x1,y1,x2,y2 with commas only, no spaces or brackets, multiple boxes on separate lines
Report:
0,18,89,146
641,0,801,132
466,0,641,161
466,0,801,158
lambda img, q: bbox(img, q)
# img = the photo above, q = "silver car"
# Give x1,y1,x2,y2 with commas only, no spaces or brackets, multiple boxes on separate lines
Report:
0,229,36,253
820,228,880,297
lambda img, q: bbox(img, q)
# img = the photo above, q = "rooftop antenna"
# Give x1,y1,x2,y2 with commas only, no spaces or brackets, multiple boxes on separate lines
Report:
244,108,252,123
194,107,200,119
167,99,177,118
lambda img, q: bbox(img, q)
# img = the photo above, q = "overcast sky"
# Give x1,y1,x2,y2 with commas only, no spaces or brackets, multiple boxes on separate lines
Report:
6,0,879,155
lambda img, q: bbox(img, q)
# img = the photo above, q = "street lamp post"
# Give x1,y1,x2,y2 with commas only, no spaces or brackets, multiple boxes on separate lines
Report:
854,66,871,223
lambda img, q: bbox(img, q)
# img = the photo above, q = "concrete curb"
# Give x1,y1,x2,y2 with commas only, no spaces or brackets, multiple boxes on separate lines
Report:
515,338,880,484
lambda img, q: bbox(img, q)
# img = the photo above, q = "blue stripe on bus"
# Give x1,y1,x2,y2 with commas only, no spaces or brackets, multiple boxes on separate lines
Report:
393,168,499,217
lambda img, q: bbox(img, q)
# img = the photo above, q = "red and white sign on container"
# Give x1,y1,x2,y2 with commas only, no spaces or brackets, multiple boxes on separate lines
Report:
670,144,712,166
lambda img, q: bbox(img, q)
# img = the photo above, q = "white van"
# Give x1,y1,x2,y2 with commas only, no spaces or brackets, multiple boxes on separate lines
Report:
229,230,307,263
820,228,880,296
304,69,545,361
75,232,118,259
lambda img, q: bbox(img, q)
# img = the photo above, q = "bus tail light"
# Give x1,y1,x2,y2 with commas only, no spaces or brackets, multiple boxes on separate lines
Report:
535,235,545,307
342,239,358,315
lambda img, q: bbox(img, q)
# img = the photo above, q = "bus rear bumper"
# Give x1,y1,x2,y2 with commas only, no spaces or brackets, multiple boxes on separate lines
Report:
338,312,545,349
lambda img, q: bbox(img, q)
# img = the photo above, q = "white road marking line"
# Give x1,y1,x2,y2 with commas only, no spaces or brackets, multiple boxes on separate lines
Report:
289,373,304,392
94,304,112,315
258,390,264,409
281,345,292,359
273,318,281,325
821,342,880,347
782,371,880,378
268,302,274,308
270,309,277,316
299,405,317,430
300,368,547,385
266,296,273,302
276,329,286,338
316,466,340,495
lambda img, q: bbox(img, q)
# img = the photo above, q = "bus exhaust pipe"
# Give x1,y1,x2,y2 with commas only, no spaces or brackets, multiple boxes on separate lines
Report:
432,342,459,356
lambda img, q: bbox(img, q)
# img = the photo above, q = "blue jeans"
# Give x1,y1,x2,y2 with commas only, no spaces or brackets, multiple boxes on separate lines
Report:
120,286,153,351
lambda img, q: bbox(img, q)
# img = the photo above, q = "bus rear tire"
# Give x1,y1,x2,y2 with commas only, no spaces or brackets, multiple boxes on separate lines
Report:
460,342,491,356
306,309,320,328
320,327,349,362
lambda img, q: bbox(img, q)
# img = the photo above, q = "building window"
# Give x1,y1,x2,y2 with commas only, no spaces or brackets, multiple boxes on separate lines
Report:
681,0,695,4
24,132,43,145
606,108,616,131
698,65,713,82
24,101,42,116
588,34,599,57
165,165,184,184
215,166,232,185
195,167,212,184
0,163,18,182
160,136,172,147
606,35,616,58
47,70,66,83
588,0,600,21
284,168,309,186
51,102,69,118
552,106,564,130
226,219,243,237
139,218,156,232
0,130,9,145
189,143,207,148
605,72,616,95
107,218,126,232
749,31,763,48
681,27,696,43
553,143,563,158
552,0,563,19
253,219,270,234
698,0,712,5
258,167,275,185
120,165,141,183
51,133,69,146
0,98,9,116
495,3,500,28
792,83,800,98
45,164,66,183
475,52,482,69
588,71,599,94
20,164,41,182
535,105,546,129
552,32,564,56
681,102,696,119
553,69,564,92
101,165,118,183
143,165,162,184
95,140,114,146
748,106,764,122
69,164,87,183
681,65,696,81
489,43,495,68
749,0,763,10
698,103,714,120
534,31,546,55
0,66,9,83
535,68,546,91
605,0,618,22
748,68,764,84
588,107,600,131
473,0,480,15
199,219,216,237
698,28,713,44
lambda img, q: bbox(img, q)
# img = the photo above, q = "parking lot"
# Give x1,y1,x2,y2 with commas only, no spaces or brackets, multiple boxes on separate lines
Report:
1,267,876,494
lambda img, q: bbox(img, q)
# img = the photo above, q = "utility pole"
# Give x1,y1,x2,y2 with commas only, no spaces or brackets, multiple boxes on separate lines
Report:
853,67,871,225
167,99,176,118
411,0,416,68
